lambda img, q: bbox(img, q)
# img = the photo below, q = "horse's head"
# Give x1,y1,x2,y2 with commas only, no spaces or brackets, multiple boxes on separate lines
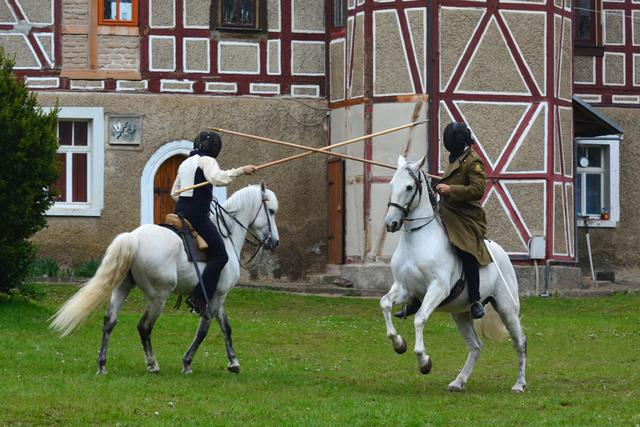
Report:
385,155,429,233
249,181,280,250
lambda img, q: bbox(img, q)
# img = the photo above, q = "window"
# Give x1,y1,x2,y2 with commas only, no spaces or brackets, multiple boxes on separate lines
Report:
54,121,90,203
333,0,347,28
576,138,620,227
46,107,105,217
573,0,604,56
213,0,266,32
99,0,138,26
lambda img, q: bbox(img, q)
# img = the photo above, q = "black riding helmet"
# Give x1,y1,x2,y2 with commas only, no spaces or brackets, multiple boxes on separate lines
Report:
194,131,222,158
443,122,473,162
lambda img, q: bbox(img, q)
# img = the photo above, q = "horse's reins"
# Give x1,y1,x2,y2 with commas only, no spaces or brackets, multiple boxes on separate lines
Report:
210,195,273,270
387,168,439,232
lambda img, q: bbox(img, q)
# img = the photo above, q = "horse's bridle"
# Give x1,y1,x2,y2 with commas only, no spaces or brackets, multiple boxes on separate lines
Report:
387,168,438,232
211,194,273,269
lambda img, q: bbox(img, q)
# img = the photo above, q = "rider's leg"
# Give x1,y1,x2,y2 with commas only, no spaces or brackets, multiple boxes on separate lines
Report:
185,215,228,318
394,297,423,319
457,248,484,319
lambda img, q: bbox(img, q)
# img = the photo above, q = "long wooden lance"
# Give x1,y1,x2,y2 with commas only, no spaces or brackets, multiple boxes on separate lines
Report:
258,120,428,169
175,123,438,194
207,126,399,170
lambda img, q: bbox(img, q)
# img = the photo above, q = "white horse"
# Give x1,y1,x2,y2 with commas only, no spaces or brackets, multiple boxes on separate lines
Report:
380,156,526,393
50,181,279,375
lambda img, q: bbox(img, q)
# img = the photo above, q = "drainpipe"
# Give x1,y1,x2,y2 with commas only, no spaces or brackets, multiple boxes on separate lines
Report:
426,0,436,173
540,138,579,297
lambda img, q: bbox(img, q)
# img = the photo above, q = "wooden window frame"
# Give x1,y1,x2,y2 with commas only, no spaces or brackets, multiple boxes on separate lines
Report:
576,138,620,228
45,107,105,217
332,0,347,29
98,0,139,27
574,0,605,57
212,0,267,33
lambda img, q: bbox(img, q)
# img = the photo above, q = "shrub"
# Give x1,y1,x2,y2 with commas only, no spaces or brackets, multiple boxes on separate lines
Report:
29,257,60,277
75,258,101,278
0,47,60,294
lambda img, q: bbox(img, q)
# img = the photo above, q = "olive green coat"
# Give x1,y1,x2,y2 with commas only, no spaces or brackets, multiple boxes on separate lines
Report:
436,148,492,266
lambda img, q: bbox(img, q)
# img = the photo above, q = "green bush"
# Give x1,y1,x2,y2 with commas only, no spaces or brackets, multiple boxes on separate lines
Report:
29,257,60,277
0,47,60,295
75,258,101,278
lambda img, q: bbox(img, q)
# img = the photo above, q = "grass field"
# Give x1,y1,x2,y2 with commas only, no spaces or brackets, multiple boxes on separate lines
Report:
1,285,639,426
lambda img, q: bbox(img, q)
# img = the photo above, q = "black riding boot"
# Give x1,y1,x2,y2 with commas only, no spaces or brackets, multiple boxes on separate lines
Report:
394,297,423,319
458,248,484,319
186,292,212,320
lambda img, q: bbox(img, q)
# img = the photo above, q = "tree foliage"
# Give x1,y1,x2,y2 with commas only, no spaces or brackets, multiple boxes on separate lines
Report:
0,47,60,293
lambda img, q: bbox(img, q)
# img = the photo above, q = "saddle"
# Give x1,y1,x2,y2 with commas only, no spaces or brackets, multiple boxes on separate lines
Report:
159,214,211,263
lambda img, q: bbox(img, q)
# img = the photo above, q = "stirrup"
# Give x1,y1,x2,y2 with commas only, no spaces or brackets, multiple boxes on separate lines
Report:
470,302,485,319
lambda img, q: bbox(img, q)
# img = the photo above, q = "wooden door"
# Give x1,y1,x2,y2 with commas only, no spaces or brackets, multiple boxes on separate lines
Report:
328,158,345,264
154,154,185,224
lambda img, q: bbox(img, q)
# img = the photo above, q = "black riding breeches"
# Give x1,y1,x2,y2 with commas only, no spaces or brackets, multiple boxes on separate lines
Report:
175,206,229,300
456,248,480,303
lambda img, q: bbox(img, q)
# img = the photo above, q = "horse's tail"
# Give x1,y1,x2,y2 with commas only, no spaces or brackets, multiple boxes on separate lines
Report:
50,232,138,337
476,302,510,343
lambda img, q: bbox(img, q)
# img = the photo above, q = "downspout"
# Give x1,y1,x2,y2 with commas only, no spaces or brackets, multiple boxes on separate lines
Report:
540,137,579,297
426,0,436,173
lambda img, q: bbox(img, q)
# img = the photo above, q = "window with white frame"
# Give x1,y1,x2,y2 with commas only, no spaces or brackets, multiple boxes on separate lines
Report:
575,137,620,227
47,107,104,217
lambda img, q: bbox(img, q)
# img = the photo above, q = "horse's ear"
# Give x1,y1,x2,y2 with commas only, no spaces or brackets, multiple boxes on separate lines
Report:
397,155,406,169
417,156,427,171
260,180,267,197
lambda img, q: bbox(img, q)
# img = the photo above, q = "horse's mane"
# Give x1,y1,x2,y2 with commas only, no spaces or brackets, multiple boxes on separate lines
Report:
222,184,278,216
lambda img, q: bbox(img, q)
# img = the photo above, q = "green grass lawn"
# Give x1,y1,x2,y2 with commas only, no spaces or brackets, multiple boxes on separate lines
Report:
1,286,639,426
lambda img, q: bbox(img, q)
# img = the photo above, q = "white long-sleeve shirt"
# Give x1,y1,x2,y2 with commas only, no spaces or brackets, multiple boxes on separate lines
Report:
171,155,244,201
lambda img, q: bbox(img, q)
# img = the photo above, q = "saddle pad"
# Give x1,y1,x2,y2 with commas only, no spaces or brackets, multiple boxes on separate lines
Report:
158,224,211,263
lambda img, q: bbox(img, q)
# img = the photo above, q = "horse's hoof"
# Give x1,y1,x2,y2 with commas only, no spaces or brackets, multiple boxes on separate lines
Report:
96,367,107,375
419,358,432,375
394,338,407,355
511,385,525,394
228,365,240,374
447,384,464,392
182,366,193,375
147,364,160,374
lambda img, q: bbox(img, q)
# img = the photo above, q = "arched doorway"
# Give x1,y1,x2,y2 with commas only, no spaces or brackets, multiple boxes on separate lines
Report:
141,140,228,225
153,154,185,224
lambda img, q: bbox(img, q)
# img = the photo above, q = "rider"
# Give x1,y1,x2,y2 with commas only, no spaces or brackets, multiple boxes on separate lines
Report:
395,122,491,320
171,131,257,319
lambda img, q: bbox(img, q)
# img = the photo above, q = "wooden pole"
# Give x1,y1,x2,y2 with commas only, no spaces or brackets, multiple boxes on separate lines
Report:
257,120,428,169
175,122,437,194
206,126,399,170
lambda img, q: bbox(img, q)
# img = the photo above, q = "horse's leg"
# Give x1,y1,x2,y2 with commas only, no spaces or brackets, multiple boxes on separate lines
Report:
497,304,527,393
216,305,240,373
182,317,213,374
446,312,483,392
97,274,135,375
413,285,447,375
380,284,411,354
137,298,168,374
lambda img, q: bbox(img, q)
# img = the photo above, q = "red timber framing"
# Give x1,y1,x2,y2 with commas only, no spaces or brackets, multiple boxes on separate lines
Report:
0,0,62,75
439,0,575,261
574,0,640,105
137,0,325,96
8,0,325,97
